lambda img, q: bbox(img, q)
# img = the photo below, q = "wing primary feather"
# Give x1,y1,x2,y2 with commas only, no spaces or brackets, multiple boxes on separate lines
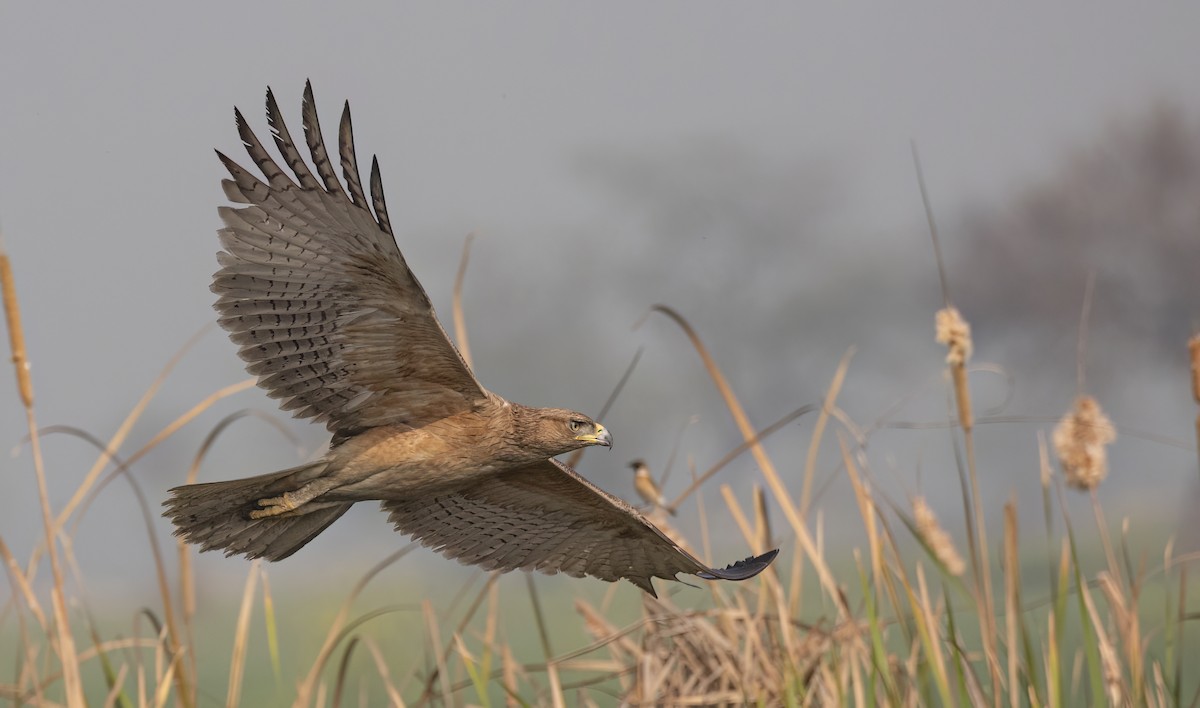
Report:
338,101,370,209
265,87,321,190
235,107,295,191
369,156,393,235
301,80,348,199
695,548,779,581
216,150,271,204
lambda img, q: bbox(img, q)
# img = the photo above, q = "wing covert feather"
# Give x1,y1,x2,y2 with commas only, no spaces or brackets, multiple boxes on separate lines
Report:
383,459,778,595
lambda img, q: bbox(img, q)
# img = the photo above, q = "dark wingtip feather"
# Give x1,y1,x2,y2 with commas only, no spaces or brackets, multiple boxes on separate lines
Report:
369,155,393,235
338,100,369,208
696,548,779,581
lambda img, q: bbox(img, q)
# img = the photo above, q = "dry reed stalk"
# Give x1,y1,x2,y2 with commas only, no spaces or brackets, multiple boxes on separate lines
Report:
360,638,406,707
1190,334,1200,476
1003,501,1019,708
1098,570,1144,701
935,303,1001,696
666,405,812,512
414,570,501,702
421,601,452,703
452,232,476,370
1190,334,1200,404
294,545,415,705
225,562,261,708
719,484,793,661
913,497,966,577
501,645,520,707
1079,576,1123,705
331,636,362,708
524,574,565,708
650,303,851,618
801,346,854,517
102,664,129,708
1046,612,1061,708
0,244,86,707
0,536,48,629
1052,395,1116,491
49,325,212,535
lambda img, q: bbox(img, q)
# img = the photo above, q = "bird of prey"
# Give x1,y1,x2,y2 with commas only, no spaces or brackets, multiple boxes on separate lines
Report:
163,83,778,595
629,459,675,516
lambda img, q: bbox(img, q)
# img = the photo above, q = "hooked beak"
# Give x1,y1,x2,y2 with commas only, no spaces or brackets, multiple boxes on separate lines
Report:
576,424,612,448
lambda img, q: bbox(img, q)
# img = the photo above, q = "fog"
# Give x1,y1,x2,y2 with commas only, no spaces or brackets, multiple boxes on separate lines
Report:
2,3,1198,598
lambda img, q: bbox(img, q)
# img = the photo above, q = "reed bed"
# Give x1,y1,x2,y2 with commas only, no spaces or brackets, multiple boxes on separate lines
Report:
1,231,1198,706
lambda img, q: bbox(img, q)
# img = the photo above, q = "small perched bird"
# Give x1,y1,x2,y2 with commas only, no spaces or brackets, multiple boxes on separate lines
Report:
163,83,777,595
629,460,675,516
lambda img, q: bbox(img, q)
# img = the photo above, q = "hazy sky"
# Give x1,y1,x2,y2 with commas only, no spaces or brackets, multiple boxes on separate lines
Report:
2,3,1199,595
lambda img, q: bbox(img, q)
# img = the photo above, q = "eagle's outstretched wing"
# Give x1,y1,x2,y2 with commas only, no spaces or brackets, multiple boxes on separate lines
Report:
213,82,486,438
382,458,779,595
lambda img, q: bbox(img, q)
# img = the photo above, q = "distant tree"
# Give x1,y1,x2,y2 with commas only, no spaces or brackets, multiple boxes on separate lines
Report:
957,105,1200,364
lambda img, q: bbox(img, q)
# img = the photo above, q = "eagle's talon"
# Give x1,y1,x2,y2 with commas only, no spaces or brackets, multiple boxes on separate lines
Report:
249,493,297,519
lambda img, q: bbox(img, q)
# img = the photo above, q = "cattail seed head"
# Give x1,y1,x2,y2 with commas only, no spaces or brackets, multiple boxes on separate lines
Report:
935,306,973,366
913,496,965,576
1053,395,1116,491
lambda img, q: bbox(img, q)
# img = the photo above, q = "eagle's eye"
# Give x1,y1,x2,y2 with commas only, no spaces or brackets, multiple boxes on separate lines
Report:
568,419,587,433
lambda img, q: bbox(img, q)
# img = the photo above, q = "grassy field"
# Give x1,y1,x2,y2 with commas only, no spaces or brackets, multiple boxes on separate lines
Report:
2,234,1200,707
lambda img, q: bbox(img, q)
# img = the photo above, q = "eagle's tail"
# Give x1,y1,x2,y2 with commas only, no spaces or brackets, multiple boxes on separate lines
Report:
163,462,351,562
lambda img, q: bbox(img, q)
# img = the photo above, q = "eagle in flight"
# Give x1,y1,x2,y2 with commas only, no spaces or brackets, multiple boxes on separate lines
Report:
163,83,778,595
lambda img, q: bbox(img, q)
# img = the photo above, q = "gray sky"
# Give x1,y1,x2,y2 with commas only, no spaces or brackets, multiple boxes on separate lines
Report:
2,3,1199,596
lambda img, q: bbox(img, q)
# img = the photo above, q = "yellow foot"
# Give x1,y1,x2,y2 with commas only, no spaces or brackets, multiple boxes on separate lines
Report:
249,493,299,519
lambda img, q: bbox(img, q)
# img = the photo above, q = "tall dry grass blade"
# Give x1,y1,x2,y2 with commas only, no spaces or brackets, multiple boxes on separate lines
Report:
36,425,195,706
524,574,565,708
1079,574,1124,705
176,409,299,686
0,534,47,705
566,347,643,469
1003,501,1019,708
49,323,213,535
916,565,955,706
1190,334,1200,479
452,232,476,370
414,571,500,704
361,637,407,708
648,304,848,617
1075,272,1096,396
452,633,491,707
421,601,453,703
752,484,773,571
0,536,48,629
800,349,853,519
657,413,698,489
260,570,282,689
719,483,791,661
501,645,521,708
911,142,950,309
0,244,85,707
936,304,1000,698
226,561,260,708
667,405,812,512
295,545,416,705
331,636,361,708
1172,559,1187,707
102,664,130,708
1098,571,1144,702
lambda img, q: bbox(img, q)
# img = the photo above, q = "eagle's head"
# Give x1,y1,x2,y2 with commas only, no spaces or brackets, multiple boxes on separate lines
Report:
511,405,612,459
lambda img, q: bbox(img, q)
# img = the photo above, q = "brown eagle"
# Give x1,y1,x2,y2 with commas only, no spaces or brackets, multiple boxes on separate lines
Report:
163,83,778,595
